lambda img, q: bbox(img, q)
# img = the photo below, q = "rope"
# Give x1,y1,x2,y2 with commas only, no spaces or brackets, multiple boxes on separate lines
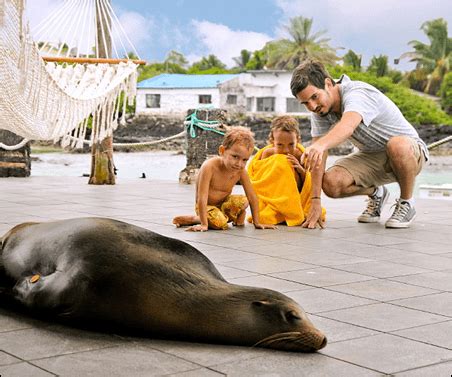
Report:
0,138,29,150
184,109,225,138
112,131,186,147
427,135,452,150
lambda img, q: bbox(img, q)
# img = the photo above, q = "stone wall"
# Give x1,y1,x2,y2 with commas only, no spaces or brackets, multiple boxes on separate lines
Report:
114,113,452,154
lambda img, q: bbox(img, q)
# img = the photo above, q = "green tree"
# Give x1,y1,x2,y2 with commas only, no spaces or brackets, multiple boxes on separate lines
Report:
245,49,268,70
343,50,362,71
367,55,389,77
265,16,338,69
233,49,252,71
402,18,452,94
440,71,452,114
164,50,188,67
188,54,227,73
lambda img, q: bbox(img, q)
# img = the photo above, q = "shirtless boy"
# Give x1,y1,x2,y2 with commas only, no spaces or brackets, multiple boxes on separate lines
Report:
261,115,306,191
172,126,276,232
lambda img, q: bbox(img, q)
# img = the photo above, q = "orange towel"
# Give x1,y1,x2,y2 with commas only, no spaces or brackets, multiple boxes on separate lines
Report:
247,144,326,226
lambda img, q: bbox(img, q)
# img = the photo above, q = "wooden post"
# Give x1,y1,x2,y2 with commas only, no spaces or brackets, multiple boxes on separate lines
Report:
0,130,31,177
89,0,115,185
179,108,227,184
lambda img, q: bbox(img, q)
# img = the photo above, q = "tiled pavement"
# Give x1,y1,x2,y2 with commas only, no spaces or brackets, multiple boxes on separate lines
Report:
0,176,451,376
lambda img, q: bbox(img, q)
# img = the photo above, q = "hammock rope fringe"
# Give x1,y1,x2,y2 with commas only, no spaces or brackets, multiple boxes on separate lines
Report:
0,0,139,150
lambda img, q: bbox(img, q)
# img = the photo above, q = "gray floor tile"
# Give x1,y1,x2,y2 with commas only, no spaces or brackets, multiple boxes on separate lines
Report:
389,271,452,291
309,315,379,343
319,303,447,332
137,339,267,367
271,267,376,288
322,333,452,374
387,254,452,271
32,345,199,377
0,325,124,360
284,250,372,266
333,260,432,278
229,275,310,292
0,362,55,377
394,361,452,376
286,288,376,314
220,256,315,274
328,279,439,301
392,320,452,349
166,368,225,376
0,351,21,366
212,352,380,376
2,177,452,375
390,292,452,317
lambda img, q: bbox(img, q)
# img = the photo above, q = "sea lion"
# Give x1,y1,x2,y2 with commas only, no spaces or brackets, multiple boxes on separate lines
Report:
0,217,327,352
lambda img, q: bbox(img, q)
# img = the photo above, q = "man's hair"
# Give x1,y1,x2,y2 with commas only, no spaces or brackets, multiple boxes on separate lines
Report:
268,116,300,143
290,59,335,97
222,126,255,150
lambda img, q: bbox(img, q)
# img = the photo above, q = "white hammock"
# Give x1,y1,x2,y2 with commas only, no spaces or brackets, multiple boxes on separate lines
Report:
0,0,139,150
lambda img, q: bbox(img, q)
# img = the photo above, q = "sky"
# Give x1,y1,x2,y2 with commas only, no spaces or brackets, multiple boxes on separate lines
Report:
26,0,452,72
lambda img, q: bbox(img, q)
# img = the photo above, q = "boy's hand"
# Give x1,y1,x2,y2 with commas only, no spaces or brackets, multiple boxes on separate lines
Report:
254,223,277,230
302,201,325,229
186,224,208,232
287,154,305,172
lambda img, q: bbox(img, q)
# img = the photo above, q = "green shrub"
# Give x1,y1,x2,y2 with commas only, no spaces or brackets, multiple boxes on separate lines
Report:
440,72,452,115
326,66,452,125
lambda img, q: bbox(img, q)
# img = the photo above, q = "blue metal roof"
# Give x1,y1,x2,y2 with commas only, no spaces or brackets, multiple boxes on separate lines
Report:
137,73,238,89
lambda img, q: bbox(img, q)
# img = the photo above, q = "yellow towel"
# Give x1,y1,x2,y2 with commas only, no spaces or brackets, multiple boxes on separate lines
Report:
247,144,326,226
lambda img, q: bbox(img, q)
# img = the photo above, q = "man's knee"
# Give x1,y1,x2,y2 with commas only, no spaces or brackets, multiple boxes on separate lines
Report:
387,136,414,160
322,170,345,198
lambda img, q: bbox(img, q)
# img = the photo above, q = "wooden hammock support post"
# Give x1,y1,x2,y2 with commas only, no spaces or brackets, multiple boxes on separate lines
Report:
89,0,114,185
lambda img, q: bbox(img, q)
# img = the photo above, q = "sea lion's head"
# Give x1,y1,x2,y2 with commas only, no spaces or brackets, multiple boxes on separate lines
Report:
220,287,327,352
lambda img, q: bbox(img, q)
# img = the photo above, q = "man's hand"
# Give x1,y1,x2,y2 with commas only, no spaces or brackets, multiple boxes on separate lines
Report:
302,201,325,229
301,142,327,171
254,223,277,230
186,224,208,232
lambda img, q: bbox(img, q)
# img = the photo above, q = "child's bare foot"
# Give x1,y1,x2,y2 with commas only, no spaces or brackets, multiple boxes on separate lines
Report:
172,215,200,227
233,210,246,227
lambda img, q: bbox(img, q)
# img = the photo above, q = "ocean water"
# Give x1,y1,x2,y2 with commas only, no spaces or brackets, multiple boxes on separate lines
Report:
30,151,452,197
31,151,186,181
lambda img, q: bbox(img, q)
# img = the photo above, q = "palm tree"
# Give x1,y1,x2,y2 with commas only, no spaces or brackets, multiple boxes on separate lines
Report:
265,16,338,69
343,50,362,71
401,18,452,94
367,55,389,77
233,49,251,70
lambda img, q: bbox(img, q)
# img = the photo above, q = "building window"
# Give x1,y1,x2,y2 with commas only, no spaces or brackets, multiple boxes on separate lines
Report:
146,94,160,108
286,98,307,113
246,97,253,111
199,95,212,104
226,94,237,105
256,97,275,112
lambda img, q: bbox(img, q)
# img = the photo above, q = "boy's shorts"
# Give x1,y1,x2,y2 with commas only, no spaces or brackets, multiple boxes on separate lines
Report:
196,194,248,230
331,137,425,188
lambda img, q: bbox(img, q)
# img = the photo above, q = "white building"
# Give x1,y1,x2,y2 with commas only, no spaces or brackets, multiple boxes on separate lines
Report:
136,71,308,115
136,74,238,115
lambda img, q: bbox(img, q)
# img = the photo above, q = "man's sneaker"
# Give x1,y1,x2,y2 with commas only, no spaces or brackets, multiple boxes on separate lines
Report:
357,186,389,223
385,199,416,228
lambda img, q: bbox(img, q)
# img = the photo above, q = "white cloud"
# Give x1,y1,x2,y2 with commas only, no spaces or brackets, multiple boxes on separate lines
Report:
115,11,153,58
274,0,452,71
191,20,272,67
25,0,152,60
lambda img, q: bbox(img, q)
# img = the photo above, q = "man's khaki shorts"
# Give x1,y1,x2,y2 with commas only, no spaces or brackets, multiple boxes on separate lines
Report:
331,138,426,188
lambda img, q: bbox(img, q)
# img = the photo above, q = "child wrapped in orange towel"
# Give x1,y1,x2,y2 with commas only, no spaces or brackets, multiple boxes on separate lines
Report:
248,116,326,227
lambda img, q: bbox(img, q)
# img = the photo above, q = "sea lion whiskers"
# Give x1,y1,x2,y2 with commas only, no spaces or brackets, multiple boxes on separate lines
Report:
253,331,327,352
